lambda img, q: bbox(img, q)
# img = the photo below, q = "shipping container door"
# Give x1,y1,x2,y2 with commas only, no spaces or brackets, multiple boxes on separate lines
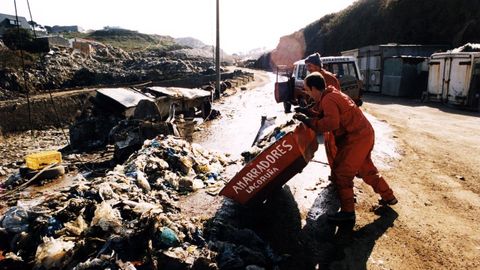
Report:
467,59,480,109
361,54,381,93
442,57,452,102
427,59,444,99
447,56,472,105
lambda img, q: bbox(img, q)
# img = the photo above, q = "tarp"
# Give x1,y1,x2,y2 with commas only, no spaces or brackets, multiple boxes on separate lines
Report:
147,87,210,100
96,88,154,109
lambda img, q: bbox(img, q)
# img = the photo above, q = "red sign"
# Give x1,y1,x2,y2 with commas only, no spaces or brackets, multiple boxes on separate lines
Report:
220,124,318,204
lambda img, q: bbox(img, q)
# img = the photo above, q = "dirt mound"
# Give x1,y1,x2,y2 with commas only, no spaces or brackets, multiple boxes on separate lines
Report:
0,44,214,101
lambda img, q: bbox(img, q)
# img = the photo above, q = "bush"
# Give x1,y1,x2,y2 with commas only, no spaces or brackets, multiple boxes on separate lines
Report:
2,28,34,51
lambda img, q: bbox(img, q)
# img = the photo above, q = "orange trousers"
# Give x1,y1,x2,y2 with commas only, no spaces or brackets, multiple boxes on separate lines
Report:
329,131,395,212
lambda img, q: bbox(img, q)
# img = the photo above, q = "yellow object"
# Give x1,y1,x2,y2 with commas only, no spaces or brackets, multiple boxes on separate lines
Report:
25,151,62,170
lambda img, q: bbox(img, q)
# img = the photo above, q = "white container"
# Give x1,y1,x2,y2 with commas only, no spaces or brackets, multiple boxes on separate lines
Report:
427,52,480,109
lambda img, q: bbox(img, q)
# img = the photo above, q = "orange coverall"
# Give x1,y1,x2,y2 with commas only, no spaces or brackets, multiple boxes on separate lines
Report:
309,86,395,212
318,69,339,167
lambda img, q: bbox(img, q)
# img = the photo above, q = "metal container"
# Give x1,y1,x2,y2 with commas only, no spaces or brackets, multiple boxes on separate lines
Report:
220,124,318,205
427,52,480,109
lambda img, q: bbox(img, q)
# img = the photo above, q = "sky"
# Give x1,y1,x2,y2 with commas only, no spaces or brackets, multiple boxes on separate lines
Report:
2,0,356,54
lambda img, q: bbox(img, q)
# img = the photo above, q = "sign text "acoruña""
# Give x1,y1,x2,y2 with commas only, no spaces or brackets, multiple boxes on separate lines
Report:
233,140,294,194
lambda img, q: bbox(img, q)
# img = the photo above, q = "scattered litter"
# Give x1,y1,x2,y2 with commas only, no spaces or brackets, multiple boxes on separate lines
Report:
0,134,232,268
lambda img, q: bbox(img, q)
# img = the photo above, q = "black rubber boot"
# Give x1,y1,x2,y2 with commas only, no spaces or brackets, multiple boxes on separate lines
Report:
379,197,398,206
327,211,356,222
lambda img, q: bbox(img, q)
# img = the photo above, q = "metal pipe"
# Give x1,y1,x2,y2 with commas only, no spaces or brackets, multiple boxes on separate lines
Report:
215,0,221,100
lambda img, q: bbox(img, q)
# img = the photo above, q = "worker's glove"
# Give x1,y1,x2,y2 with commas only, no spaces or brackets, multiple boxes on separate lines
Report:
293,113,313,129
294,106,310,115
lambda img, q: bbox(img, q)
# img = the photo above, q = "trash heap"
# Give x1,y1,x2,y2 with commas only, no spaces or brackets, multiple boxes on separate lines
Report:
0,135,230,269
241,120,296,163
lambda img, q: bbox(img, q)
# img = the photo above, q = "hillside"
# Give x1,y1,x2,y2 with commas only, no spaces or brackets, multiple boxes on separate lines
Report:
265,0,480,68
63,28,182,51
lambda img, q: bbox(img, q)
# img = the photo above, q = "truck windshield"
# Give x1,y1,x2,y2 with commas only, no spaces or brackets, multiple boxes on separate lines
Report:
324,62,358,79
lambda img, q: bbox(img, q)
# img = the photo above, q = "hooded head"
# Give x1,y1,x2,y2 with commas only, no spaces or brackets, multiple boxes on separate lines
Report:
304,52,323,68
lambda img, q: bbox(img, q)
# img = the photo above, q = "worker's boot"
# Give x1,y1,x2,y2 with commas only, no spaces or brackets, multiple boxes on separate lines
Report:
379,197,398,206
327,211,356,222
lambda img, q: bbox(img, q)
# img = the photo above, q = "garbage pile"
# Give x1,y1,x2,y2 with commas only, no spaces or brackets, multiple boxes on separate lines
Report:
241,119,296,163
0,135,231,269
0,44,214,100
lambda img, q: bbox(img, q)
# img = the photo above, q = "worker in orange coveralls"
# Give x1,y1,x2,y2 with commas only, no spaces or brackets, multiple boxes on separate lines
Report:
294,72,397,222
295,52,340,168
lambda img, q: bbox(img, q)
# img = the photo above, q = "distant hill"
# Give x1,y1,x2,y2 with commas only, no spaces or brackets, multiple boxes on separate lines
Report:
304,0,480,55
265,0,480,68
174,37,206,49
63,28,181,51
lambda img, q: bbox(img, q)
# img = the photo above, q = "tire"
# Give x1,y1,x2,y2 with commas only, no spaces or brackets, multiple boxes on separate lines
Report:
20,165,65,180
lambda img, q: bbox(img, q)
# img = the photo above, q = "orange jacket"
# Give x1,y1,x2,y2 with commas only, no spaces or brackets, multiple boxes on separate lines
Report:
310,86,372,144
319,69,341,90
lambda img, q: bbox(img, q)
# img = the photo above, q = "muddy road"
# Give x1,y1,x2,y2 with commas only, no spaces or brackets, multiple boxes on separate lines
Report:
182,70,404,269
186,69,480,269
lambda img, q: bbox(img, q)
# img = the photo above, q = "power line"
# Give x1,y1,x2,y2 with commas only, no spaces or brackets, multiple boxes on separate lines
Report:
13,0,34,140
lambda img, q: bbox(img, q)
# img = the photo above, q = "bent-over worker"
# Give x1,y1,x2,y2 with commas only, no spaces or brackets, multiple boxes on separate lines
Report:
294,72,397,222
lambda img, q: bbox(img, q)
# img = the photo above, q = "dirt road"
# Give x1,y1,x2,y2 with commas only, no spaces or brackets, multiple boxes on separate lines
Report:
354,96,480,270
187,69,480,269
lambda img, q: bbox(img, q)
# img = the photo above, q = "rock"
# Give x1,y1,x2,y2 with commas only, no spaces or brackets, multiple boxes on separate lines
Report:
179,177,194,191
192,179,206,191
160,227,180,247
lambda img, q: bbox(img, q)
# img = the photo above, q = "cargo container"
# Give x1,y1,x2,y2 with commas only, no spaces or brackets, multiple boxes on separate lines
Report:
426,51,480,110
342,44,447,94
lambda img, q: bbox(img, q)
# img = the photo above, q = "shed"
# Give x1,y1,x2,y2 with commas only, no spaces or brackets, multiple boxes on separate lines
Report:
382,56,428,97
342,44,448,94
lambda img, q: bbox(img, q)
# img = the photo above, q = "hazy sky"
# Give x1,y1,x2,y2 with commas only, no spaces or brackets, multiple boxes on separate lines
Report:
3,0,356,54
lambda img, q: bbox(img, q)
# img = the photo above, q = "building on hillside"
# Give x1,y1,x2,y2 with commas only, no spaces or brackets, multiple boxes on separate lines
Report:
72,38,93,55
46,25,84,34
35,35,71,50
342,44,448,97
0,13,32,38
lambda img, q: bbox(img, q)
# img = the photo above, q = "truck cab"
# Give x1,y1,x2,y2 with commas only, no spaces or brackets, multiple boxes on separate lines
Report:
291,56,364,105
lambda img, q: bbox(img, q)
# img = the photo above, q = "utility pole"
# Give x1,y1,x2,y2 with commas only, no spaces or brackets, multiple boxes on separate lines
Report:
215,0,221,100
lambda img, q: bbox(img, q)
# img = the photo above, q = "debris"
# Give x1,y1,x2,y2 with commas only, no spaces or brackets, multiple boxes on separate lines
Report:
159,227,180,247
91,201,123,233
34,237,75,269
63,215,88,236
1,206,30,233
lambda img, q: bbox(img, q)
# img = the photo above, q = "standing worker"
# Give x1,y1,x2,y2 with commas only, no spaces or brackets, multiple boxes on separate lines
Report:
294,72,397,222
304,52,341,90
296,52,340,168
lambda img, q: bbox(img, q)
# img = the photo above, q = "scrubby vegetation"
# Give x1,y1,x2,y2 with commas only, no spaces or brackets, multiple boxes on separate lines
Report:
303,0,480,55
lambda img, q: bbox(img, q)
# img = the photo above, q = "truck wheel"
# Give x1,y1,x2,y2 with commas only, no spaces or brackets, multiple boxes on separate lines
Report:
283,102,292,113
202,101,212,119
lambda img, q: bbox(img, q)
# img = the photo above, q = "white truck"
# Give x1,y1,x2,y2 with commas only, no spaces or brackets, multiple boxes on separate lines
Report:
294,56,363,99
276,56,364,112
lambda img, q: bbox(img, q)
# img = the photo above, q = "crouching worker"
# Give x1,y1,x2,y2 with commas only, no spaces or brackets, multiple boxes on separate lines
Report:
293,72,397,223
